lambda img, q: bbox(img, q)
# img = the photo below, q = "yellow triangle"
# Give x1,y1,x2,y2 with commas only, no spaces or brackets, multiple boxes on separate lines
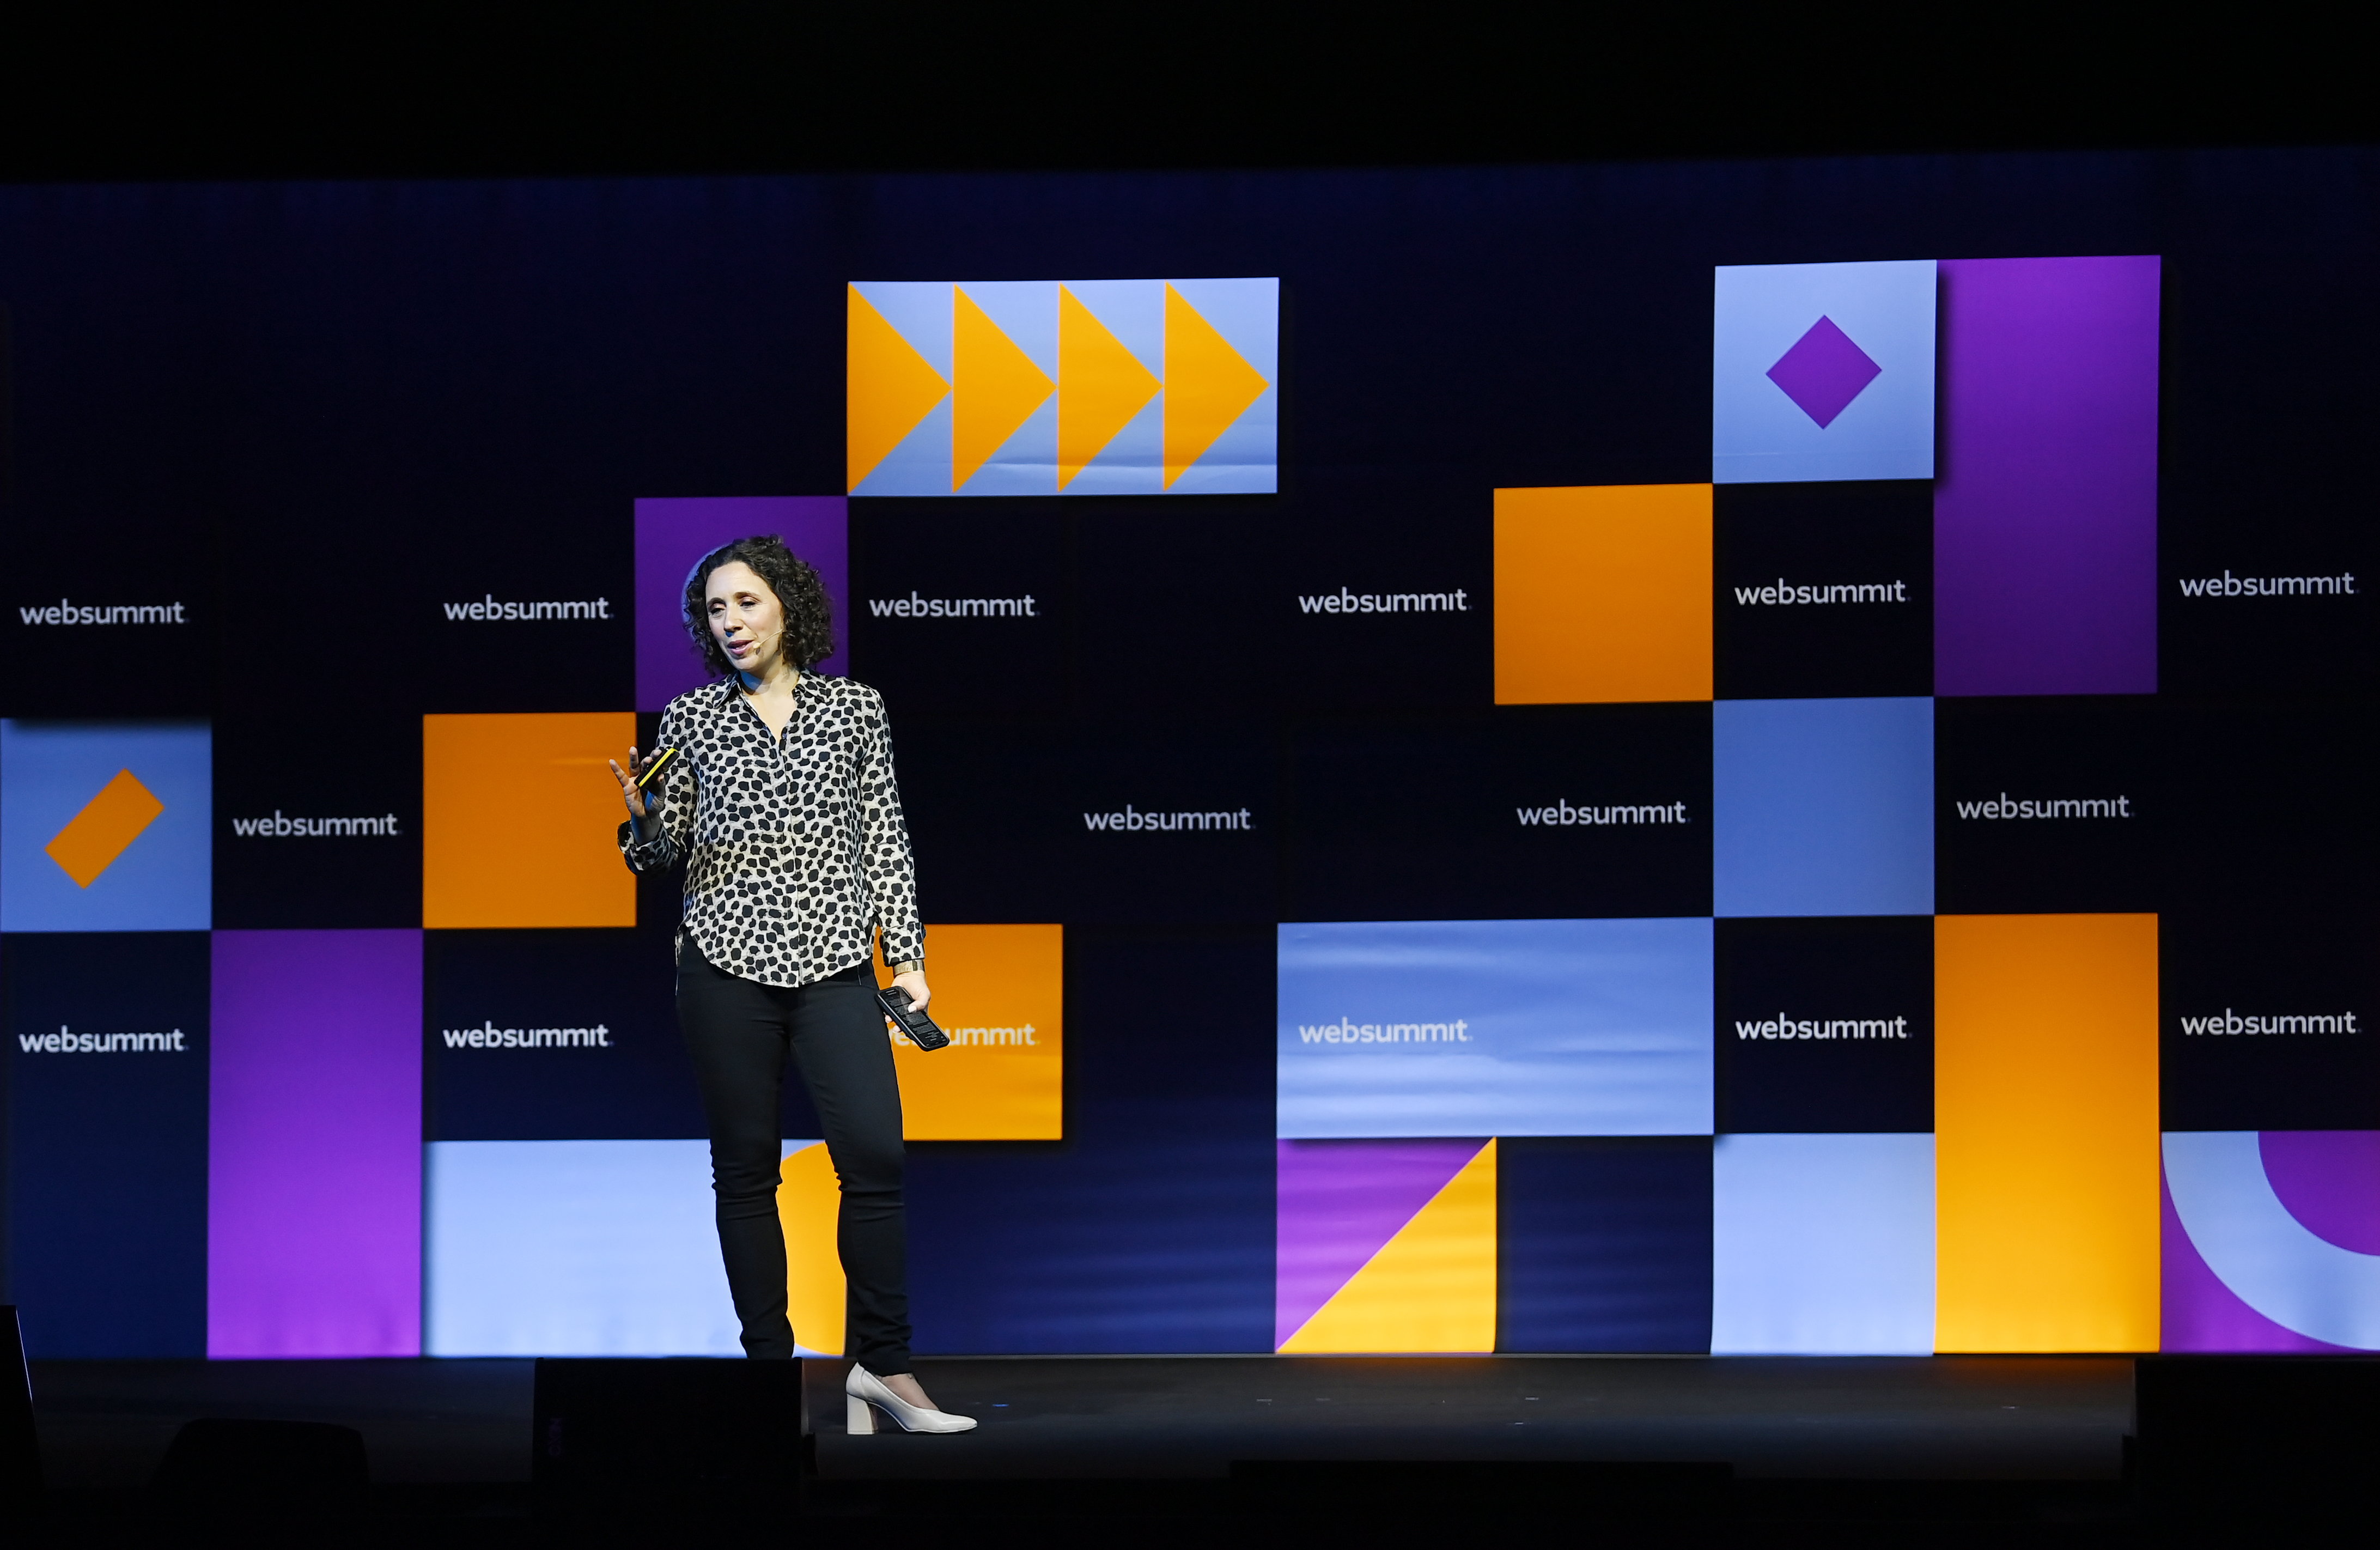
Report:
952,288,1056,492
1057,286,1162,490
1161,283,1270,489
778,1143,845,1354
1280,1139,1497,1353
846,287,951,491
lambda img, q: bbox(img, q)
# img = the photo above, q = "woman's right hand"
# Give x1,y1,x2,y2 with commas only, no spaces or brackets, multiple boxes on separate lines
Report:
607,745,655,822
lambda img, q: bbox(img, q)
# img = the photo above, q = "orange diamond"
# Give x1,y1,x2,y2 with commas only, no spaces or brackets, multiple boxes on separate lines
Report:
45,769,165,888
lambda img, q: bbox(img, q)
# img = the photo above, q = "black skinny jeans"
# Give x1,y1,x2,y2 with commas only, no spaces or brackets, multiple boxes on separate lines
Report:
676,941,910,1371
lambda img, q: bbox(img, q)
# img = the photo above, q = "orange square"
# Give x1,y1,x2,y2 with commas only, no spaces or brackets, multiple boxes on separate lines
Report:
423,713,637,929
1493,484,1713,704
876,923,1062,1140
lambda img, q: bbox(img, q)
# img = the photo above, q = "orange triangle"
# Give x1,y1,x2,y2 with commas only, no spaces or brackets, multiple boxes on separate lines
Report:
846,286,951,491
1162,284,1270,489
952,288,1056,491
1057,286,1161,490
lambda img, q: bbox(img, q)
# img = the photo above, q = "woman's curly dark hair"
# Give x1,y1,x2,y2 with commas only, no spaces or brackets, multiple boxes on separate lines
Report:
682,535,836,676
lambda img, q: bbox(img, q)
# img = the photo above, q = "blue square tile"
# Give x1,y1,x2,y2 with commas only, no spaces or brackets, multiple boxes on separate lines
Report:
1714,697,1933,917
1714,260,1936,484
1,721,211,931
1711,1133,1935,1354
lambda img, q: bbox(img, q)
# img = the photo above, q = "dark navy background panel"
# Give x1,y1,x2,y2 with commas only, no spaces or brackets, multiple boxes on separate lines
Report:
907,927,1274,1354
1274,468,1493,714
1,932,209,1357
1067,728,1277,926
886,720,1075,926
1933,696,2160,915
1069,500,1288,721
412,504,637,714
2161,702,2375,920
2160,246,2379,703
1497,1138,1713,1354
212,710,423,929
1715,915,1933,1133
2160,908,2380,1132
846,504,1067,720
1713,481,1932,700
1285,704,1713,922
425,925,704,1141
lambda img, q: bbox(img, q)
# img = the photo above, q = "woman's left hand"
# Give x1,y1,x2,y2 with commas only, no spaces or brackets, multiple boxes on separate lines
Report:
891,969,930,1016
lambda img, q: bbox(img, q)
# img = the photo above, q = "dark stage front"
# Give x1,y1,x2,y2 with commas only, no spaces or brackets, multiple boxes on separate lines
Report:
36,1353,2128,1486
34,1354,2380,1542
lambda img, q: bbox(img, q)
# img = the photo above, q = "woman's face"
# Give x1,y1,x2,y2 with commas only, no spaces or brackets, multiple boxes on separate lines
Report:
706,561,787,675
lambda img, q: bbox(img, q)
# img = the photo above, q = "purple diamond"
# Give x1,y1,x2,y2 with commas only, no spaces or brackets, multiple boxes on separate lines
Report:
1765,315,1883,429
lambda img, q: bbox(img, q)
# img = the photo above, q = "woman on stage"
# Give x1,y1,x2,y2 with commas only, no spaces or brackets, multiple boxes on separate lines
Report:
610,534,975,1436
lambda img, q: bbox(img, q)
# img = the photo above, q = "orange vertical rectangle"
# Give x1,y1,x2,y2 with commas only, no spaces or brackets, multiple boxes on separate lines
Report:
1935,913,2159,1352
1493,484,1713,704
423,713,637,929
875,923,1063,1140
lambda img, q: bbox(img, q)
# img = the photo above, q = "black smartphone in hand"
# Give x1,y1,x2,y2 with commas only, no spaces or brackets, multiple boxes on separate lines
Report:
876,984,951,1051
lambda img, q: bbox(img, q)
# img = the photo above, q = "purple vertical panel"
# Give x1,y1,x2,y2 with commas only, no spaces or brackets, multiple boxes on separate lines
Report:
208,930,423,1358
635,497,849,709
1275,1139,1480,1350
1934,257,2160,696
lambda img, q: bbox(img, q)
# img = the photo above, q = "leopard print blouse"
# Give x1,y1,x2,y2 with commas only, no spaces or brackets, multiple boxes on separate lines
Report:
619,673,924,988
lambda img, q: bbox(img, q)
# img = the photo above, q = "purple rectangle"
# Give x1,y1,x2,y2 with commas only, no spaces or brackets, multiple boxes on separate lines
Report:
1934,257,2160,696
636,497,849,709
208,930,423,1358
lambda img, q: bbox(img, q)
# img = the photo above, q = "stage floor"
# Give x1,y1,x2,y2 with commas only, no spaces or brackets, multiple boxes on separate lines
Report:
31,1353,2131,1488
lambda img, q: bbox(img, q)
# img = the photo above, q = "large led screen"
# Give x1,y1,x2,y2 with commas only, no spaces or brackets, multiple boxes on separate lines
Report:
1,153,2372,1361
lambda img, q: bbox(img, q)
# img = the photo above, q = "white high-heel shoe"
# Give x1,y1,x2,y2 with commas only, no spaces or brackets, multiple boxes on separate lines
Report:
843,1364,978,1434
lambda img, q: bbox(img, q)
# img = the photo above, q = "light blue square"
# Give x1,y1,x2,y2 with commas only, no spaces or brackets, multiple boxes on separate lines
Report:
1276,918,1713,1139
1,721,211,931
425,1139,834,1356
1713,259,1935,484
1714,697,1932,917
1711,1132,1934,1354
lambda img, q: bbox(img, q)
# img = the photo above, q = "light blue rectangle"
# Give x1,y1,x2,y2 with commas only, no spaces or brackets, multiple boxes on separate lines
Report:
425,1139,829,1357
852,277,1276,497
1276,919,1713,1139
1713,259,1935,484
1164,277,1278,496
0,720,211,931
1714,697,1933,917
1711,1132,1934,1354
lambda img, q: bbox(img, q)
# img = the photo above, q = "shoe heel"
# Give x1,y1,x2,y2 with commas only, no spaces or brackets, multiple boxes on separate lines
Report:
846,1394,877,1435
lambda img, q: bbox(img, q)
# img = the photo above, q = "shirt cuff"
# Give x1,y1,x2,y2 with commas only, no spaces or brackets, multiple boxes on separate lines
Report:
617,818,671,870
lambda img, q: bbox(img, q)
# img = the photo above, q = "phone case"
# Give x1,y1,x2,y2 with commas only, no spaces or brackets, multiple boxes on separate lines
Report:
875,985,951,1051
